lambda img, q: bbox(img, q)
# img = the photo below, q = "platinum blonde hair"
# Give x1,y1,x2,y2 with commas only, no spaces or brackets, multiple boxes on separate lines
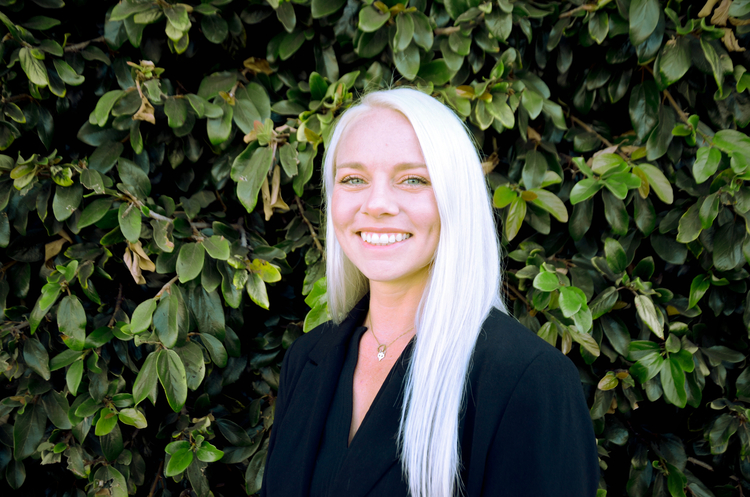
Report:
322,88,504,497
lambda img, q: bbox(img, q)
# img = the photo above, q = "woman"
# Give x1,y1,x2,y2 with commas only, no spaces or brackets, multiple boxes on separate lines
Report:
261,88,599,496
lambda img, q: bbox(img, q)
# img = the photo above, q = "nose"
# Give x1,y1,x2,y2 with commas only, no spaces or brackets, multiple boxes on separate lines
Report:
361,178,399,217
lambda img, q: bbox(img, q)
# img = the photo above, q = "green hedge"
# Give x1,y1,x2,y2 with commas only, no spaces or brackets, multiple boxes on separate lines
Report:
0,0,749,495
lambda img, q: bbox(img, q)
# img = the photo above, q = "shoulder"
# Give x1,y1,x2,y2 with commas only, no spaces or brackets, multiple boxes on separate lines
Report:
469,308,580,394
281,320,336,373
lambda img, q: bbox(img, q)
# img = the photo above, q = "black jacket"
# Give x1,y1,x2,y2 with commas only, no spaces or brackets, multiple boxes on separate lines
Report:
261,299,600,496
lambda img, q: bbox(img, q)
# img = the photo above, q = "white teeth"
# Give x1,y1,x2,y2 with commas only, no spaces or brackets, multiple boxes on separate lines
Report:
360,232,411,246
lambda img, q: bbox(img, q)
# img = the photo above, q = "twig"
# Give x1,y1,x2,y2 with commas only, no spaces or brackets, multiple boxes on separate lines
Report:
294,196,325,260
559,4,597,18
570,115,629,160
687,457,714,471
146,460,164,497
236,217,248,248
107,284,124,328
503,281,530,308
64,36,105,52
662,89,712,142
434,26,462,35
155,276,179,299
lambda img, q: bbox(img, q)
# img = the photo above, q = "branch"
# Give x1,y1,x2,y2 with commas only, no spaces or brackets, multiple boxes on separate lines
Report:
434,26,462,35
687,457,714,471
64,36,105,52
294,196,325,260
146,460,164,497
502,280,530,309
155,276,179,299
559,4,598,18
662,89,712,142
107,284,124,328
570,115,629,160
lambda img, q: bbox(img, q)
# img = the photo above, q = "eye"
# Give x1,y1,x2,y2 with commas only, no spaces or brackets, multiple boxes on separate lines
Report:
340,175,365,185
403,175,429,186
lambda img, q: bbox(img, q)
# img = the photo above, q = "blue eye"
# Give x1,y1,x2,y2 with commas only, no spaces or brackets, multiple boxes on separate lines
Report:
404,176,427,186
341,176,365,185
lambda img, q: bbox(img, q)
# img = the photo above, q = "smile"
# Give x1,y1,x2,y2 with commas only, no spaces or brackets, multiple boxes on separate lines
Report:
359,232,412,246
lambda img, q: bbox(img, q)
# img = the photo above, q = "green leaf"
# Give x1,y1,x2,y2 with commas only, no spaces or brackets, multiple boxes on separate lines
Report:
177,243,205,283
196,441,224,463
630,350,664,383
700,38,724,96
78,198,113,229
279,30,305,60
528,189,568,222
52,183,83,221
202,235,230,260
417,60,455,86
713,221,745,271
699,193,721,229
311,0,346,18
661,355,687,408
202,14,228,43
58,295,86,351
95,407,119,436
604,238,627,273
394,13,415,52
41,390,72,430
522,150,546,190
66,360,84,395
656,37,690,87
200,333,228,368
157,349,188,412
246,272,269,309
570,178,604,204
154,292,179,348
92,465,127,497
23,336,50,380
133,351,158,406
688,274,711,309
493,186,517,208
235,146,273,213
359,5,389,33
635,295,663,339
165,97,188,128
646,105,675,161
411,11,433,50
19,47,49,87
559,286,587,318
676,202,701,243
533,271,560,292
504,196,526,240
634,163,673,204
117,158,151,199
713,129,750,158
394,42,420,80
175,342,205,390
118,203,142,243
118,408,147,429
521,90,543,120
166,448,194,477
692,147,722,184
14,401,45,459
629,0,660,46
131,298,156,335
629,81,659,141
52,58,84,85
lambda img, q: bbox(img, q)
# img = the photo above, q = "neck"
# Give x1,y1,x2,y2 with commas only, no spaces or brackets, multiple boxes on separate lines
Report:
367,277,427,340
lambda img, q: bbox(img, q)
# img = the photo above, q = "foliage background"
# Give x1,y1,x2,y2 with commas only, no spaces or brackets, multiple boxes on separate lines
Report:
1,0,750,495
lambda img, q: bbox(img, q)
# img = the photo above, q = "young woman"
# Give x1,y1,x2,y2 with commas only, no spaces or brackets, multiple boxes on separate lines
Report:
261,88,599,497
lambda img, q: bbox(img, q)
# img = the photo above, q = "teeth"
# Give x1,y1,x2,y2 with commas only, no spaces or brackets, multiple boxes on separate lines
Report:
360,232,411,246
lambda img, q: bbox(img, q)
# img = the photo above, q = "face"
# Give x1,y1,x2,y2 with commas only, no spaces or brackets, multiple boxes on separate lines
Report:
332,107,440,292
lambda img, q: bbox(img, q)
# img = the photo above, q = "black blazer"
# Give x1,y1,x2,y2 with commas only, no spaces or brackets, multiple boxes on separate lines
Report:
261,299,600,496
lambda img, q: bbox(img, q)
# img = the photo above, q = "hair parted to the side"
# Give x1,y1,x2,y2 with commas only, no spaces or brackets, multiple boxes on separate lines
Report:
322,87,505,497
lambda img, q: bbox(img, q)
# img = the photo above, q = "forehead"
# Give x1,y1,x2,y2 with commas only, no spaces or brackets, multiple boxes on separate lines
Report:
334,107,425,170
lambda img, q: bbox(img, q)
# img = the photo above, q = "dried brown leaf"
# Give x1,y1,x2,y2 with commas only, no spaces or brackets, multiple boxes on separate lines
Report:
711,0,731,25
243,57,274,75
133,97,155,124
722,28,746,52
698,0,720,17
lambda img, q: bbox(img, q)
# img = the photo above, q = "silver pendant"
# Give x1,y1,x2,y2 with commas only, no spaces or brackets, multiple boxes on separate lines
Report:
377,345,386,361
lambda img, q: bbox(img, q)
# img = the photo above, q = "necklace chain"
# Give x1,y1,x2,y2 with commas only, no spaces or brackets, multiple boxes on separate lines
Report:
366,317,415,362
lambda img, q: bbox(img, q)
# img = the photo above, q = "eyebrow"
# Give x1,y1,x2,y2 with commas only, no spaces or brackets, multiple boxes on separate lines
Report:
335,162,428,173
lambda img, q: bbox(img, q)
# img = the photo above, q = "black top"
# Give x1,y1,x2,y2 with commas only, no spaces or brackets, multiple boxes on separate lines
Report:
261,298,600,497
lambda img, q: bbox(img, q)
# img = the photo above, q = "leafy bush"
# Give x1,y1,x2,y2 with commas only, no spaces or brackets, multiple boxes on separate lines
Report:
1,0,750,495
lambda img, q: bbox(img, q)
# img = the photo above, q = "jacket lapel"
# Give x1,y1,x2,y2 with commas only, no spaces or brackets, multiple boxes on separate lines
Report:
269,300,369,496
330,342,412,497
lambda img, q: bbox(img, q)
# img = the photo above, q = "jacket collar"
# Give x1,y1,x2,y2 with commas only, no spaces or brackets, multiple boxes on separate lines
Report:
307,295,370,365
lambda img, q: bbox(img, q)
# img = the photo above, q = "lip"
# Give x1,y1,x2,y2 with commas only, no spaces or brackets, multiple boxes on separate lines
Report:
356,227,412,234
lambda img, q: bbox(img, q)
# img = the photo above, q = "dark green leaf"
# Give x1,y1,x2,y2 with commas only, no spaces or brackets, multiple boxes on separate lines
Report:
157,349,188,412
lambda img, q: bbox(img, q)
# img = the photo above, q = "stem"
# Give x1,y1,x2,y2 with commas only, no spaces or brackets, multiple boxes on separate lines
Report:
662,89,712,142
570,115,629,160
502,281,530,309
294,196,325,260
64,36,105,52
146,460,164,497
434,26,462,35
559,4,597,18
687,457,713,471
107,284,124,328
155,276,179,299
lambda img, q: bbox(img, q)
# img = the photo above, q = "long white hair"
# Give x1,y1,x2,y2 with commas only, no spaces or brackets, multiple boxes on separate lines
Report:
322,88,504,497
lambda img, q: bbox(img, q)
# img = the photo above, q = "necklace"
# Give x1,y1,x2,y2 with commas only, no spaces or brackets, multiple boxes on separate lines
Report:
366,317,415,362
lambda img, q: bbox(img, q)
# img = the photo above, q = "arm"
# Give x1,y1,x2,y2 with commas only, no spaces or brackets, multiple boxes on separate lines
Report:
481,350,600,496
